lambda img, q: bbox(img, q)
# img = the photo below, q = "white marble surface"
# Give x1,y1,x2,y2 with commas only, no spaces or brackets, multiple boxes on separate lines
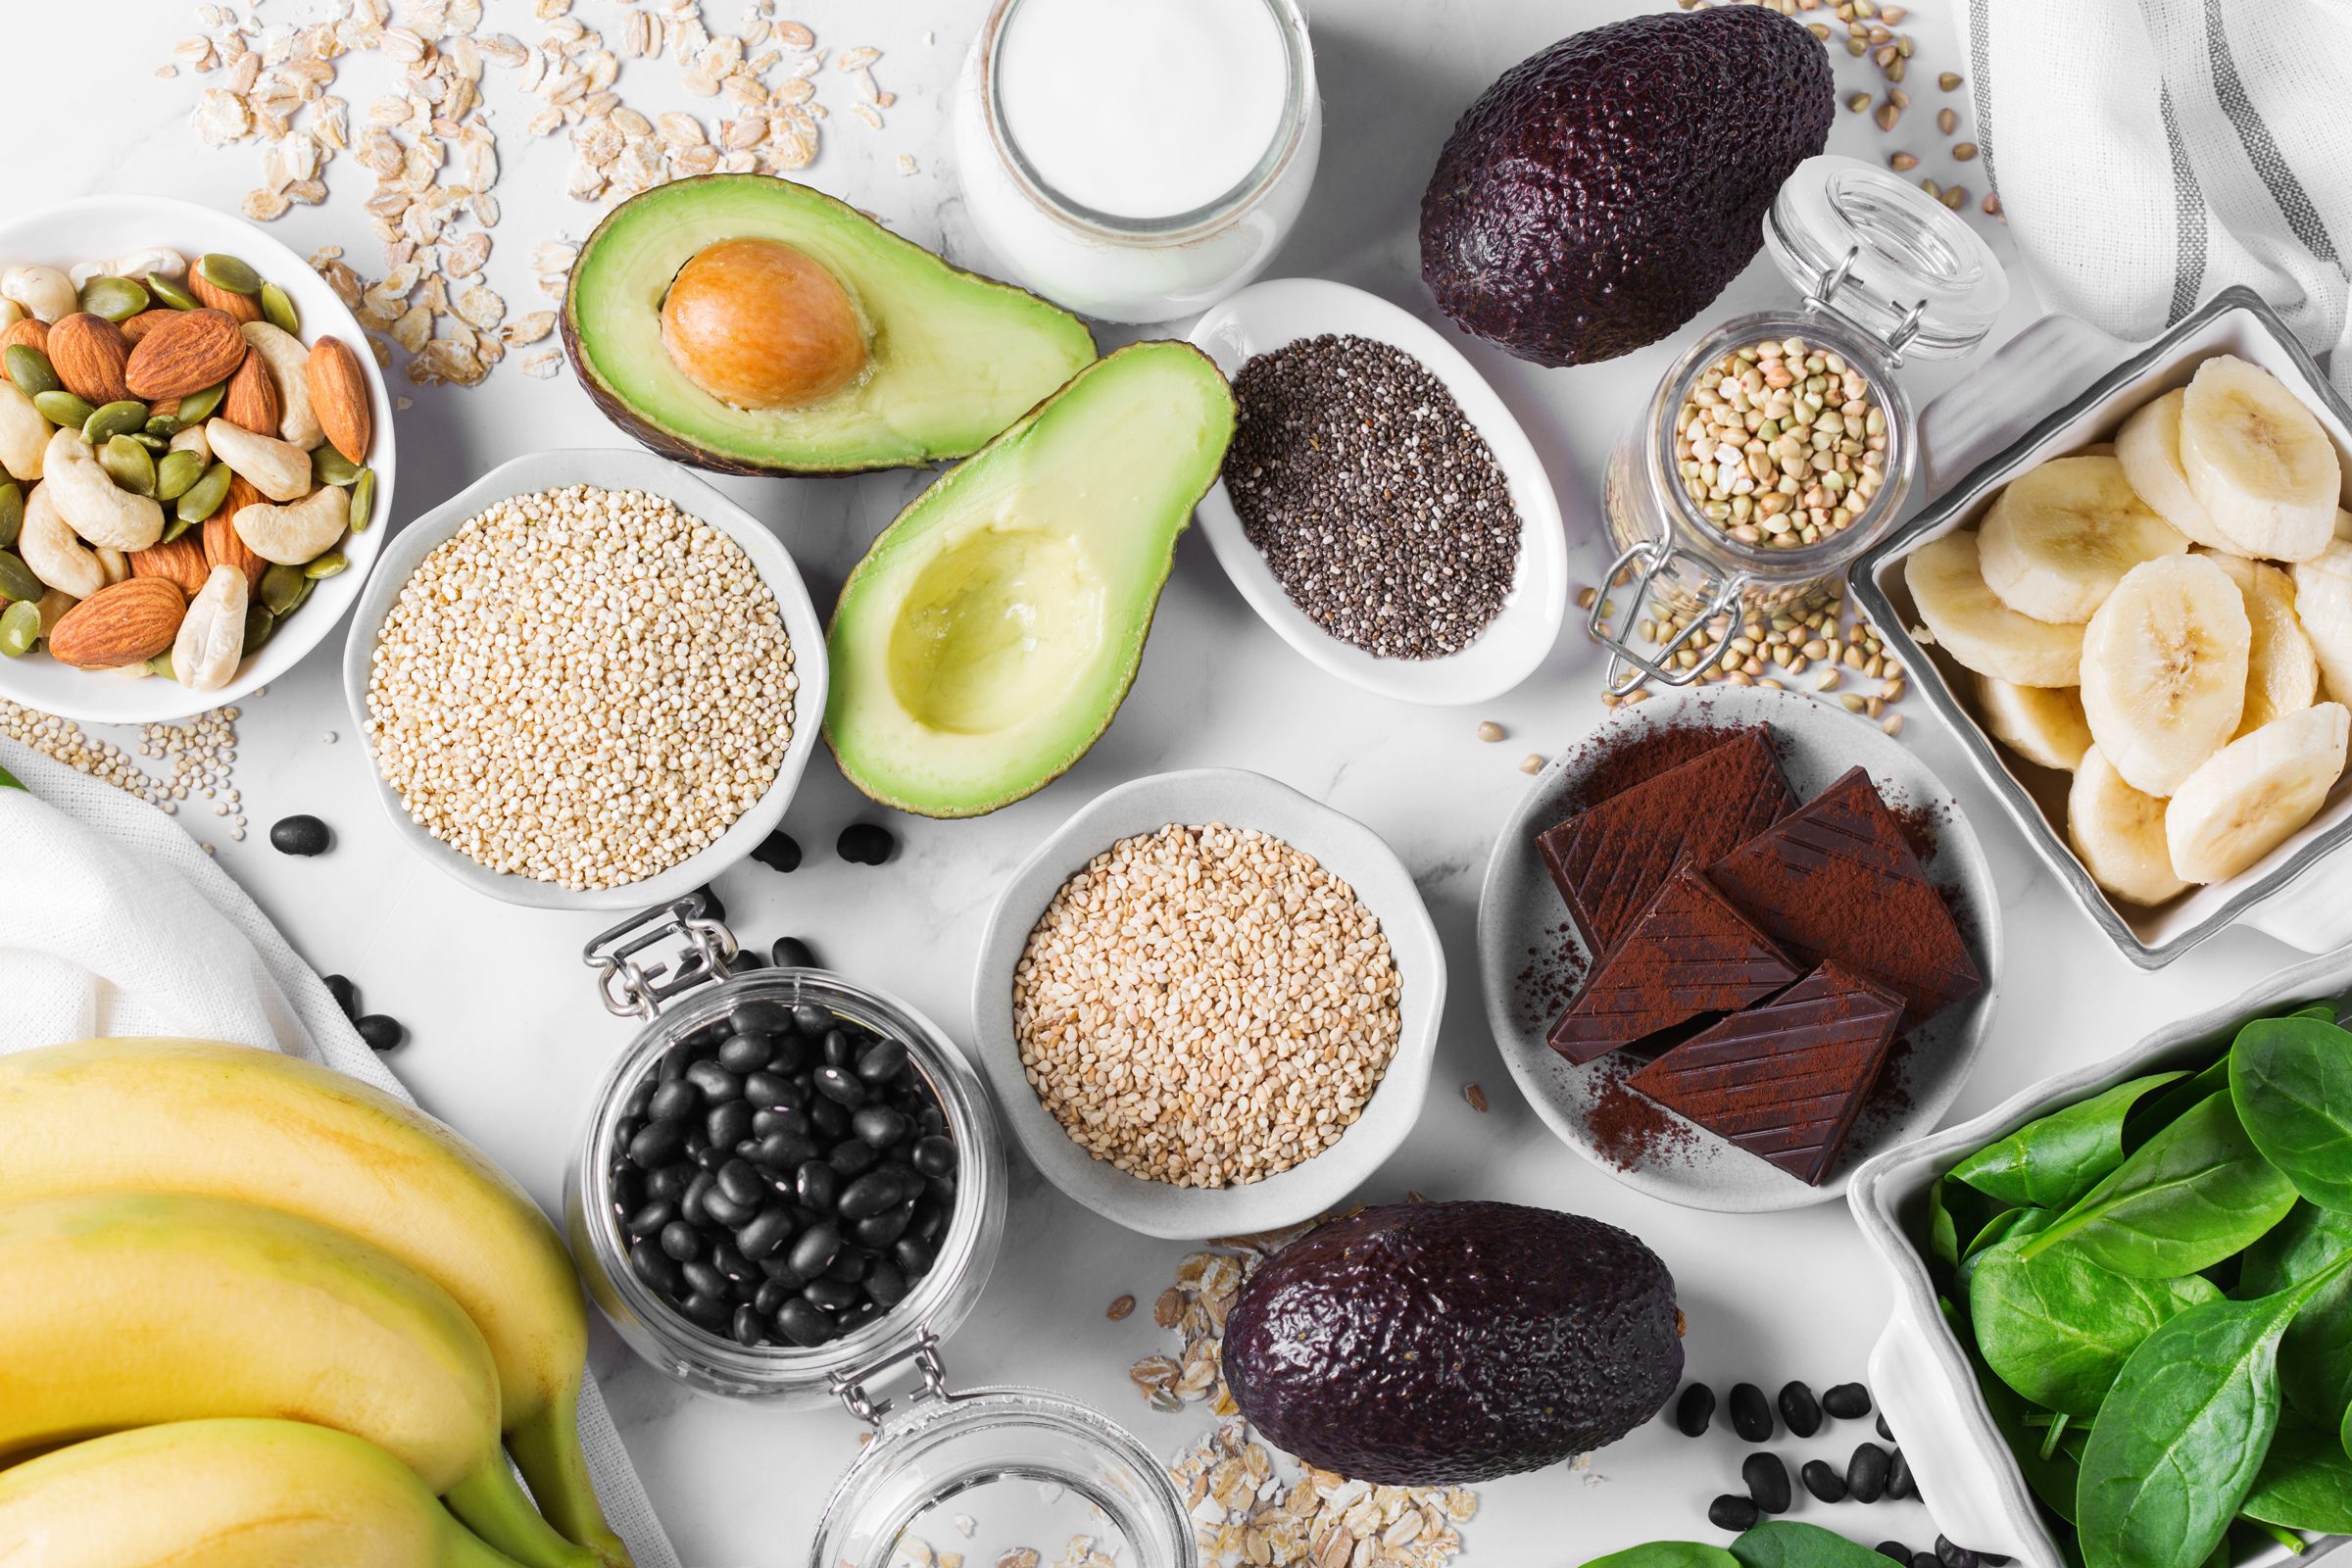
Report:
2,1,2323,1562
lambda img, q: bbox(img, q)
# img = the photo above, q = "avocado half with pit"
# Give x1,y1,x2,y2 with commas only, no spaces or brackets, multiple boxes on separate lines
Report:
824,341,1236,817
563,173,1098,475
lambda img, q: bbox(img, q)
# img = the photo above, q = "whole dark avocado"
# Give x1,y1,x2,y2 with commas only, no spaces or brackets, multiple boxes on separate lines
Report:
1419,8,1835,367
1222,1200,1684,1486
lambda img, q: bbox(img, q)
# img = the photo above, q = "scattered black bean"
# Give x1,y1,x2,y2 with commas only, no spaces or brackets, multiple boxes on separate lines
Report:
771,935,817,968
836,822,896,865
1875,1545,1911,1565
1802,1460,1849,1504
1877,1414,1895,1443
1779,1381,1823,1439
1729,1383,1774,1443
270,813,332,856
1674,1383,1715,1437
1936,1540,1977,1568
691,884,727,922
751,831,802,874
1708,1495,1762,1533
1911,1554,1938,1568
354,1013,405,1052
322,973,359,1017
1886,1448,1914,1501
1847,1443,1891,1503
1823,1383,1874,1420
1742,1453,1792,1514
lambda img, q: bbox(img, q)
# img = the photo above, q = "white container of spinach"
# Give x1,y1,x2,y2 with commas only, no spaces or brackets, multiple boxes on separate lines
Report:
1847,952,2352,1568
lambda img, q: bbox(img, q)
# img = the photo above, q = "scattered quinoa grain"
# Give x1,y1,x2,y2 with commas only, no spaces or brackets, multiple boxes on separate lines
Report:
1476,720,1505,742
1520,754,1545,774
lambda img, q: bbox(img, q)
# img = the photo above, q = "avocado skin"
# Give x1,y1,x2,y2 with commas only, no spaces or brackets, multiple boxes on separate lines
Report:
1223,1200,1683,1486
1420,8,1834,368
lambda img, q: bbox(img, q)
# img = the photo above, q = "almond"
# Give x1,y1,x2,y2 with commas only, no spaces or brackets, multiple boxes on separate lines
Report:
2,318,48,358
222,349,280,436
305,335,372,465
129,535,212,599
188,270,263,323
125,309,247,400
46,313,132,405
204,487,268,593
46,576,186,669
119,312,165,344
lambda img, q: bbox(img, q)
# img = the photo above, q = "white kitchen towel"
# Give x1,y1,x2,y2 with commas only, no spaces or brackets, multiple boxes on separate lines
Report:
0,740,681,1568
1964,0,2352,397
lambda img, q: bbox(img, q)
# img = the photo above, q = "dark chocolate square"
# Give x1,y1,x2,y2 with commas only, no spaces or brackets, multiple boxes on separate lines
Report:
1546,863,1799,1064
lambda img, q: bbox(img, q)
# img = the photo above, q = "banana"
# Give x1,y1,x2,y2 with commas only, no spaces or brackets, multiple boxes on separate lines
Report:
0,1039,625,1568
2069,745,2189,906
2293,538,2352,703
2202,551,2318,735
1904,529,2084,687
2179,354,2340,563
0,1419,524,1568
1974,673,2093,771
2115,387,2246,553
1978,455,2188,623
2079,554,2249,796
0,1192,593,1568
2165,701,2349,882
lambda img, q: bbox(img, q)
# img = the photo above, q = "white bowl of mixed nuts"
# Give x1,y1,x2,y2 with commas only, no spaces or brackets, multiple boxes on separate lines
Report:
971,767,1444,1239
0,195,394,724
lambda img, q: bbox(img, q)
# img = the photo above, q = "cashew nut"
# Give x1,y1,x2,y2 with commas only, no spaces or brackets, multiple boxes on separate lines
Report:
0,300,20,330
205,417,311,503
41,428,164,551
239,321,323,450
233,483,347,566
2,266,76,324
19,483,106,600
172,564,248,692
96,546,131,585
111,248,186,282
34,588,75,638
169,421,212,465
68,262,106,292
0,379,52,482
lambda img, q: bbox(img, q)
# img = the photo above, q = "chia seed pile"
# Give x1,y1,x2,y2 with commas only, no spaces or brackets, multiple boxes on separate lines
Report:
1224,334,1522,661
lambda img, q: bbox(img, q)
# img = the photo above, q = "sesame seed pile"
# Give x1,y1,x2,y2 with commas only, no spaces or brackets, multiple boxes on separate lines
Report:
1010,823,1403,1189
364,484,795,891
1223,333,1522,661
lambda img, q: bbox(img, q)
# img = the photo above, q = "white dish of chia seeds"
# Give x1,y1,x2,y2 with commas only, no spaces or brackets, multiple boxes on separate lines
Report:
1188,276,1568,707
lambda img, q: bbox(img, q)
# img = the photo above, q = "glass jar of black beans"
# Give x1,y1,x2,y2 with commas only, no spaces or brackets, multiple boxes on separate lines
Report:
565,970,1005,1404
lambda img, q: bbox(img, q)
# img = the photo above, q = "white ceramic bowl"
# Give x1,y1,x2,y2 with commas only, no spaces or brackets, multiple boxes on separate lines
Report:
969,767,1443,1239
0,195,396,724
1477,685,2003,1211
1186,277,1567,706
340,449,826,911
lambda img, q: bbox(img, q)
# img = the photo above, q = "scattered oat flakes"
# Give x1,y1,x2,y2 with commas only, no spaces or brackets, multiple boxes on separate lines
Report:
1107,1294,1137,1322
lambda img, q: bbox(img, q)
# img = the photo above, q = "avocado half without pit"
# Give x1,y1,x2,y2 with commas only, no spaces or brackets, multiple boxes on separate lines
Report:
563,173,1097,474
824,340,1238,818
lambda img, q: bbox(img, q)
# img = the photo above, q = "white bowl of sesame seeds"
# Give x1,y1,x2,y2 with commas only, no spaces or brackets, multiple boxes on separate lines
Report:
339,449,825,911
971,766,1444,1239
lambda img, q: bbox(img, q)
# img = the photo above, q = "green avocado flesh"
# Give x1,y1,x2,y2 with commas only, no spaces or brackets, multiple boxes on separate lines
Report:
825,341,1237,817
564,174,1097,474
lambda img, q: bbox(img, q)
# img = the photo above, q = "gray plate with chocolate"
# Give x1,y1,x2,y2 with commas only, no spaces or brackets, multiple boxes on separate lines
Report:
1477,685,2003,1211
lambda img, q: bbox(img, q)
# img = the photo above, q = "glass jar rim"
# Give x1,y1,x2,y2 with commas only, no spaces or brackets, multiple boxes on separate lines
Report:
975,0,1316,243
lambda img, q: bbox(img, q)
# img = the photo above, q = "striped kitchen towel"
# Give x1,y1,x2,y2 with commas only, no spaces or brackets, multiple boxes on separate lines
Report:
1963,0,2352,396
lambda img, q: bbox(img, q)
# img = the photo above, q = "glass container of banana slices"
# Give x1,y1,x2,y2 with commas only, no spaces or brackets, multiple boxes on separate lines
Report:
1589,155,2010,695
1851,284,2352,967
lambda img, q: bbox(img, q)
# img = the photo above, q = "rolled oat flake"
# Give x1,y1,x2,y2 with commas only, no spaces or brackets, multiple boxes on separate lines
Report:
1224,333,1523,660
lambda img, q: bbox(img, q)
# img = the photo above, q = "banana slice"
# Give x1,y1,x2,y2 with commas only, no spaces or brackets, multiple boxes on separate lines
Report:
1979,455,2189,623
2165,702,2349,882
2202,551,2319,735
2069,745,2190,906
1906,530,2084,687
1975,673,2093,771
2180,355,2340,563
2080,554,2250,795
2294,538,2352,702
2116,388,2246,553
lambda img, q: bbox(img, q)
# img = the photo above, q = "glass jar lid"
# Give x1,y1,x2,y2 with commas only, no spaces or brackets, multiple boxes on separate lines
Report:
1764,155,2008,362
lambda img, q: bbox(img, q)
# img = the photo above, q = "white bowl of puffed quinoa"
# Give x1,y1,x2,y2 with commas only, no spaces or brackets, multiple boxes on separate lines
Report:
973,767,1444,1238
340,449,824,910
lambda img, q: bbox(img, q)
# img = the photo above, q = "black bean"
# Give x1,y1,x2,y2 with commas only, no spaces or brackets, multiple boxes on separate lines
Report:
678,1292,731,1329
744,1071,803,1109
649,1080,701,1123
701,1187,752,1229
684,1061,741,1102
354,1013,405,1052
792,1003,831,1036
837,823,894,865
1779,1381,1823,1439
706,1101,754,1148
629,1240,683,1295
717,1033,771,1074
1802,1460,1849,1504
730,1303,763,1346
811,1065,865,1109
853,1202,915,1249
710,1240,754,1281
911,1135,956,1178
323,973,359,1017
628,1118,687,1166
736,1207,795,1259
916,1104,948,1137
775,1298,830,1346
828,1140,880,1178
624,1199,677,1236
680,1171,715,1226
856,1038,908,1083
1936,1540,1977,1568
1673,1383,1715,1437
752,831,802,874
894,1235,935,1276
1911,1554,1938,1568
730,950,770,972
270,813,332,856
808,1098,849,1140
681,1259,728,1299
1847,1443,1891,1503
788,1223,841,1278
692,1143,729,1171
911,1196,952,1242
1886,1448,1914,1500
853,1105,909,1148
1878,1414,1895,1442
1708,1495,1761,1533
658,1047,693,1084
821,1029,856,1068
838,1170,901,1221
715,1159,764,1207
1876,1545,1911,1565
755,1278,793,1316
1823,1383,1874,1420
768,1033,808,1074
690,883,726,922
753,1106,811,1140
752,1133,816,1174
771,936,817,969
796,1161,839,1213
866,1260,908,1307
648,1164,693,1202
825,1247,869,1283
1742,1453,1792,1514
1729,1383,1774,1443
802,1276,860,1312
659,1220,703,1261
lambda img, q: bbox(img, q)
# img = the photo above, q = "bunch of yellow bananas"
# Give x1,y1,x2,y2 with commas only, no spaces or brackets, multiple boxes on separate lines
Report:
0,1038,633,1568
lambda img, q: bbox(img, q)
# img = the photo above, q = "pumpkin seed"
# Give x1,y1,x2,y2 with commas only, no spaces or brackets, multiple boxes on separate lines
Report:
302,548,348,580
0,598,37,657
33,390,95,429
175,380,227,424
130,431,168,453
240,603,275,655
0,482,20,551
260,562,314,616
100,434,157,496
260,282,300,336
155,449,206,502
148,649,177,680
4,345,60,398
82,400,150,446
159,510,194,545
0,550,42,605
197,253,262,296
146,272,200,311
312,445,362,487
175,462,232,524
348,466,375,532
79,275,149,322
144,413,182,439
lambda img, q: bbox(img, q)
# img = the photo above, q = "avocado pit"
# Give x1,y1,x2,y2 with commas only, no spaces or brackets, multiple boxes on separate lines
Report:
660,236,869,411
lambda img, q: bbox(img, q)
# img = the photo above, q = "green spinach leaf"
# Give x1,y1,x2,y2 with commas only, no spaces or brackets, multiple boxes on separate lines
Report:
1972,1236,2219,1418
1730,1522,1891,1568
1953,1072,2186,1210
2242,1409,2352,1535
1957,1208,2054,1300
0,764,20,791
2127,1058,2233,1150
1584,1545,1741,1568
2025,1092,2297,1277
1973,1357,2082,1524
2238,1202,2352,1433
2232,1015,2352,1212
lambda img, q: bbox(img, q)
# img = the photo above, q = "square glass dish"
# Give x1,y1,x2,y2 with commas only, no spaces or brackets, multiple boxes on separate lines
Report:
1850,286,2352,967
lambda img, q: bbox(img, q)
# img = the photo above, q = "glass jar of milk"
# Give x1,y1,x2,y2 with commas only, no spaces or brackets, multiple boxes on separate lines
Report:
954,0,1321,324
